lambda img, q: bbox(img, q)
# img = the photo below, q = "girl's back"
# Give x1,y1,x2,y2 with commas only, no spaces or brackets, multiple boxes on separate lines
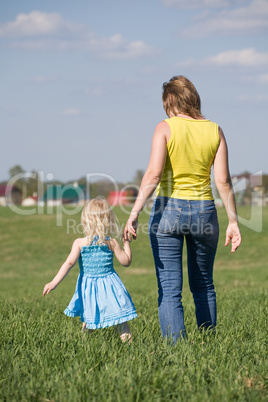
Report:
79,237,114,276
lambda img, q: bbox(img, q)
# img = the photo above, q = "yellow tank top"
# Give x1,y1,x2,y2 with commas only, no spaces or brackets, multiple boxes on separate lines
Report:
156,117,220,200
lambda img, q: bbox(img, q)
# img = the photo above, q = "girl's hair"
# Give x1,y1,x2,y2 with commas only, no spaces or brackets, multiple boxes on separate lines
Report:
162,75,204,119
81,197,120,245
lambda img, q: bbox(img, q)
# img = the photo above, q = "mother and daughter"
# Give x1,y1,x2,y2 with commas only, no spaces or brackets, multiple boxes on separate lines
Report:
43,75,241,344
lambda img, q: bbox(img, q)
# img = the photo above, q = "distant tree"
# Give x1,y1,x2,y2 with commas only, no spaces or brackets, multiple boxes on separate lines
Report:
8,165,26,193
77,176,87,186
8,165,44,198
240,171,251,178
261,174,268,195
27,170,44,198
9,165,25,179
133,169,144,186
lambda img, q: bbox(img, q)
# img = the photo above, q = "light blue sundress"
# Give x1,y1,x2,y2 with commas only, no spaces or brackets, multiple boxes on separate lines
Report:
64,237,137,329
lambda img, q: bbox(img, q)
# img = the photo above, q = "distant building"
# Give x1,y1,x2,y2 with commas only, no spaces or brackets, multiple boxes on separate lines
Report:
232,173,266,206
0,184,22,206
108,191,129,206
41,184,87,206
21,193,38,206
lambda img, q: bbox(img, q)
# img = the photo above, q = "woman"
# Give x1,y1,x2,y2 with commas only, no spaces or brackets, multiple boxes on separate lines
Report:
124,75,241,343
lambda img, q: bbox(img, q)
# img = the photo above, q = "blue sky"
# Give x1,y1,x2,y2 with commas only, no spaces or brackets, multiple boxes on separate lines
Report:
1,0,268,183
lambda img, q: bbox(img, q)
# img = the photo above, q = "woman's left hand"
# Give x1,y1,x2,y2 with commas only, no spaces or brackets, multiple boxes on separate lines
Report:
225,222,241,252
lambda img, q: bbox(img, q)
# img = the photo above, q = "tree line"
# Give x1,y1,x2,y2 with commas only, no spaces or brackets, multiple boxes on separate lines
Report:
2,165,145,200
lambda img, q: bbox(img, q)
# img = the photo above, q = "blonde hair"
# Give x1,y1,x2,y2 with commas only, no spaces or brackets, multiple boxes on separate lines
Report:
81,197,120,245
162,75,204,119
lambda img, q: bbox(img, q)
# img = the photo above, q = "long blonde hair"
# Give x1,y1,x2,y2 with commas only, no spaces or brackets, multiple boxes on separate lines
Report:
81,197,120,245
162,75,204,119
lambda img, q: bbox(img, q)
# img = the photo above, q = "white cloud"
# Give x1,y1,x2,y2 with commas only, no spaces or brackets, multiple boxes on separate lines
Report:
62,108,82,116
31,75,60,84
70,76,149,99
181,0,268,36
89,35,155,60
0,11,155,60
162,0,247,8
205,48,268,67
258,74,268,83
237,94,268,102
178,48,268,79
0,11,80,37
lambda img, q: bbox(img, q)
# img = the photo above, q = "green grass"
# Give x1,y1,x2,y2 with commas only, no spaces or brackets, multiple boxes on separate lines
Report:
0,205,267,401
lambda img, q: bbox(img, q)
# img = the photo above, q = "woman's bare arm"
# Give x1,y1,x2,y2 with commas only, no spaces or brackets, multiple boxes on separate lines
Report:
213,127,241,252
124,121,170,240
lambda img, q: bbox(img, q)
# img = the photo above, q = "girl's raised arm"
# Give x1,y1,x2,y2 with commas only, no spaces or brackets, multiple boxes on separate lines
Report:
43,238,82,296
110,238,132,267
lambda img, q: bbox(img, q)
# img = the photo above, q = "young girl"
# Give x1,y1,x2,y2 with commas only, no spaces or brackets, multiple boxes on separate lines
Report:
43,197,137,342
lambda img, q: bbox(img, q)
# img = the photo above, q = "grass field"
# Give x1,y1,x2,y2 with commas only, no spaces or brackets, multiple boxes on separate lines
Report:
0,205,267,401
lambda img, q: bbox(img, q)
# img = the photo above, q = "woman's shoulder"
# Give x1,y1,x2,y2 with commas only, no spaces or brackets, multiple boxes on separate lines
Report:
153,120,172,143
155,120,171,130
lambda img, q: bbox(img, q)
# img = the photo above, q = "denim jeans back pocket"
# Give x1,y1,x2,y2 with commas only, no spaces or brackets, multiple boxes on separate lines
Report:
158,207,182,234
198,208,219,239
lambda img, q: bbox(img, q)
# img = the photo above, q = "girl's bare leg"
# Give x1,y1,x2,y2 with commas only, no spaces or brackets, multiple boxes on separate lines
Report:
117,322,132,343
82,322,93,334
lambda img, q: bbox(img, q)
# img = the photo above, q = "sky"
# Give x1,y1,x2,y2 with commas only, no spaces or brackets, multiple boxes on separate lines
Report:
1,0,268,184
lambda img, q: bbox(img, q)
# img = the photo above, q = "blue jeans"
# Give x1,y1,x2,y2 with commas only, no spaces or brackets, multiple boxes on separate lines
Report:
149,196,219,343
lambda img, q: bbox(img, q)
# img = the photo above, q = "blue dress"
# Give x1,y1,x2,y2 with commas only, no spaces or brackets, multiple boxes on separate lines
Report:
64,237,137,329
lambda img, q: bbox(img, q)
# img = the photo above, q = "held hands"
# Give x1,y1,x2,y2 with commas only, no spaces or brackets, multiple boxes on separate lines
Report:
225,222,241,252
123,212,139,241
43,282,57,297
122,234,132,244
